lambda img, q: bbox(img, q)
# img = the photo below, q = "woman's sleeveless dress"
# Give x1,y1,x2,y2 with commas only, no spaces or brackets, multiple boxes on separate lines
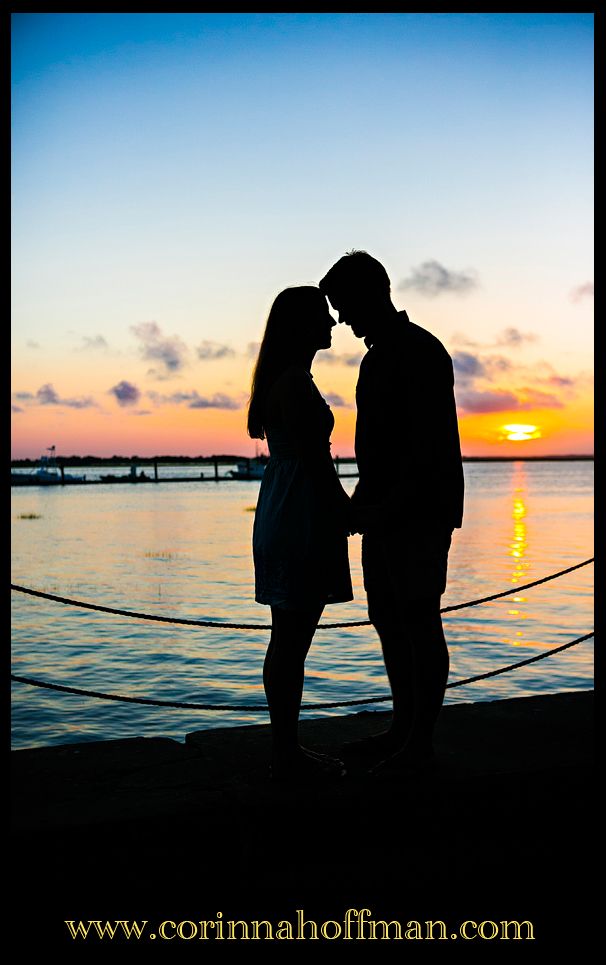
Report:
253,374,353,610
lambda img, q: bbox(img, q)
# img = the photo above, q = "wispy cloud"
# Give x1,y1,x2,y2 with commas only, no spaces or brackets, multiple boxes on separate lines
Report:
453,349,574,415
11,404,23,413
570,281,593,302
246,342,261,359
398,260,478,297
26,340,40,349
453,352,511,381
188,393,240,409
451,332,480,348
315,350,364,367
451,328,539,351
33,383,97,409
457,385,564,413
109,380,141,406
456,388,521,413
452,351,486,380
76,335,109,352
131,321,188,378
148,390,241,410
495,327,538,347
11,384,96,408
197,341,235,360
323,392,351,408
516,387,564,409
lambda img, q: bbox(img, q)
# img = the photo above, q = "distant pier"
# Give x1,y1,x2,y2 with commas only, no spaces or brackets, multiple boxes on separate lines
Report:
10,453,593,487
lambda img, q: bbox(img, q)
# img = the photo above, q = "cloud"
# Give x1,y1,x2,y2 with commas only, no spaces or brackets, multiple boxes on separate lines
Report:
495,327,538,347
398,260,478,297
35,383,96,408
197,340,235,360
456,389,520,413
246,342,261,359
109,380,141,406
26,340,40,349
147,390,241,410
452,348,572,415
323,392,350,408
11,404,23,413
542,375,575,388
188,392,240,410
131,321,188,376
456,383,565,415
452,351,486,381
451,329,538,351
451,332,480,348
37,383,59,404
315,350,364,367
516,387,564,409
14,391,35,401
77,335,109,351
570,282,593,302
454,351,513,386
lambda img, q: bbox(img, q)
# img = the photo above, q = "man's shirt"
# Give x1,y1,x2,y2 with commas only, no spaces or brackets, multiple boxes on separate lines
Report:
353,312,464,532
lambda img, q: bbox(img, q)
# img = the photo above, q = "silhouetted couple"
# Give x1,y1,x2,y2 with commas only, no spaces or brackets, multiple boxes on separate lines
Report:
248,252,464,783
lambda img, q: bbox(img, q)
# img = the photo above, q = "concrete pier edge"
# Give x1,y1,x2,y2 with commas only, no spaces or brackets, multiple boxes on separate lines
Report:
10,689,596,945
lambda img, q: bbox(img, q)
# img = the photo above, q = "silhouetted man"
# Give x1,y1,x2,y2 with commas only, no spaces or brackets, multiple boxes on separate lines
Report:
319,251,464,775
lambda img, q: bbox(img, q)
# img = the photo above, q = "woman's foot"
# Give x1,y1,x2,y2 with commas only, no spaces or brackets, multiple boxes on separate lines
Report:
341,730,406,759
369,744,435,780
269,746,347,784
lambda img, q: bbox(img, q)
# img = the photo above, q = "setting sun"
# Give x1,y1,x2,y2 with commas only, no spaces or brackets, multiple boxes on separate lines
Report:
501,424,542,442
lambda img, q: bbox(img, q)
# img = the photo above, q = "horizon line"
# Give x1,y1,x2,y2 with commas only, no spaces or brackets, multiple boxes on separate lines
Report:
11,452,595,465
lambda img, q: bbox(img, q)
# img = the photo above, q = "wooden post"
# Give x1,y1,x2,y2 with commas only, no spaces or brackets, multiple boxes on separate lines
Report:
213,457,219,481
60,464,65,485
154,460,158,481
335,455,340,476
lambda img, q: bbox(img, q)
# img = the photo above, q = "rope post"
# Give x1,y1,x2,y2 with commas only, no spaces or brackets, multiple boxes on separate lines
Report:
154,460,158,482
60,464,65,485
213,457,219,481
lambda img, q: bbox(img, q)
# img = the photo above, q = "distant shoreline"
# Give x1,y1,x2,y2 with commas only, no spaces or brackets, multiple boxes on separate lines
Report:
11,453,594,467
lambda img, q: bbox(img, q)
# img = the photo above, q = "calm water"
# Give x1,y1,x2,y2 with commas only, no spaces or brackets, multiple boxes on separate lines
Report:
11,460,593,749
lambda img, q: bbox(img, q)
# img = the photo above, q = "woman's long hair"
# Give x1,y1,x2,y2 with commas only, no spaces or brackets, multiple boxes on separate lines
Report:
248,286,322,440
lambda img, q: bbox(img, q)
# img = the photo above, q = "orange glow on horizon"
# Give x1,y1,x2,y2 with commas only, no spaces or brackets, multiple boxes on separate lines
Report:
11,391,594,460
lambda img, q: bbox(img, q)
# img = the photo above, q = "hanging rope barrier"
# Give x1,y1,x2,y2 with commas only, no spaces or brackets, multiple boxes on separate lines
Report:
10,557,594,630
10,632,594,711
11,557,593,713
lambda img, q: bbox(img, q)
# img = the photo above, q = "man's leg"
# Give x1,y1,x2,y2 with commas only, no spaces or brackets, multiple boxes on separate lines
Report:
401,594,449,758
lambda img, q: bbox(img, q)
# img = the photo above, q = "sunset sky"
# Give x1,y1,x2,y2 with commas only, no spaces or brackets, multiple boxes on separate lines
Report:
11,13,593,459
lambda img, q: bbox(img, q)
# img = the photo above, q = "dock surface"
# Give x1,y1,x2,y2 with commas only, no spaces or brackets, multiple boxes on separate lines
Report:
11,690,595,945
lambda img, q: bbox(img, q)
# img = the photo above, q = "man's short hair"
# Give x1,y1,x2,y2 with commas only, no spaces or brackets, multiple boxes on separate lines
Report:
319,250,391,297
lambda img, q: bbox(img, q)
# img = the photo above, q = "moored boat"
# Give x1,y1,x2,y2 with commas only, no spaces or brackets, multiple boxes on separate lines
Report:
11,447,86,486
228,455,268,480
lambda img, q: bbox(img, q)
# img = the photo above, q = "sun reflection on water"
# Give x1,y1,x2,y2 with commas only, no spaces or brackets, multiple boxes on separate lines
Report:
506,463,531,645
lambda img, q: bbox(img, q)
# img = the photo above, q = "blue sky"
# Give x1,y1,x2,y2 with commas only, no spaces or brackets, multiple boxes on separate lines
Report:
11,13,593,457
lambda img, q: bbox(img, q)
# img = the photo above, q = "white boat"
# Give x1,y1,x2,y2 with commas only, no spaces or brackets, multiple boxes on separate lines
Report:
228,456,268,480
11,447,86,485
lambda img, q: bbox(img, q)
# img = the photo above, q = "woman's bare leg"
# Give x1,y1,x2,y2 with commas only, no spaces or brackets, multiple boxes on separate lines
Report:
263,603,323,766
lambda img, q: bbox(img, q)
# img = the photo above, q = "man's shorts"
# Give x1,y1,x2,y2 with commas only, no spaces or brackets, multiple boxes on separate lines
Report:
361,525,453,623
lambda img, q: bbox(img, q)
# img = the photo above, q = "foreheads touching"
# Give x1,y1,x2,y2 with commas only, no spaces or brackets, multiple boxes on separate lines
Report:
319,250,391,306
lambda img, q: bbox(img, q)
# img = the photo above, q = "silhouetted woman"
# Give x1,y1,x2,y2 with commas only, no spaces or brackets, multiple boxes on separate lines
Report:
248,286,354,781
